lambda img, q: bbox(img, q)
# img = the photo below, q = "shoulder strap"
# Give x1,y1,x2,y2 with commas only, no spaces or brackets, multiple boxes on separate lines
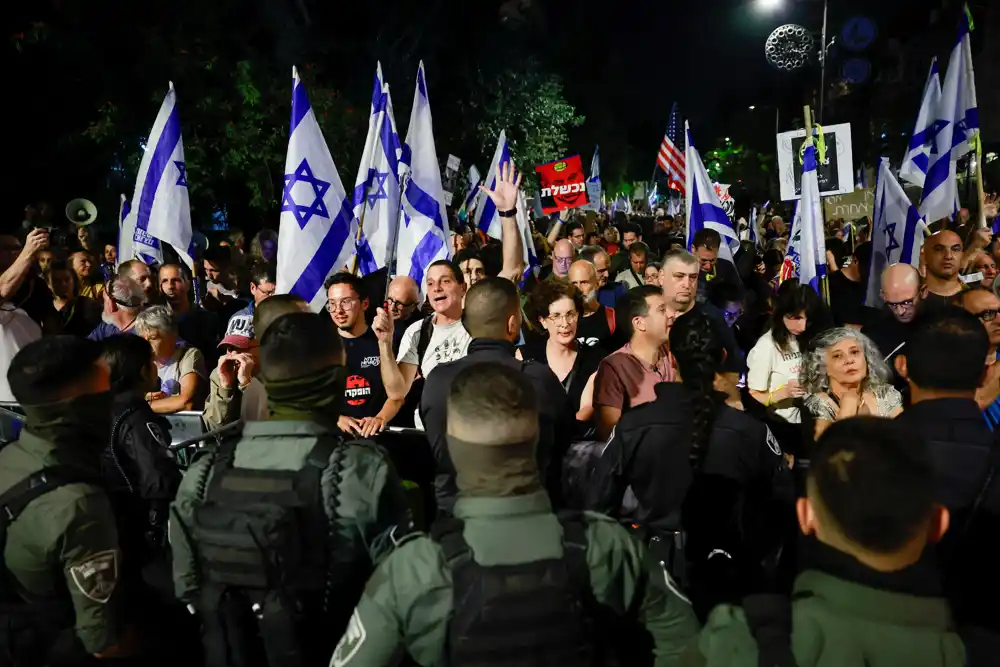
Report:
416,315,436,371
304,436,340,470
605,306,616,335
430,517,471,567
109,405,141,448
0,465,103,543
741,594,798,667
556,511,591,589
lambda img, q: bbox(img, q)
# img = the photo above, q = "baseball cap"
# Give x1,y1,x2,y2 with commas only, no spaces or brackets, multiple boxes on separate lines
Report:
218,312,256,349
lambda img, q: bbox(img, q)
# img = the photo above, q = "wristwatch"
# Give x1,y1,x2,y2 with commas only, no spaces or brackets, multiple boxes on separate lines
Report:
498,208,517,218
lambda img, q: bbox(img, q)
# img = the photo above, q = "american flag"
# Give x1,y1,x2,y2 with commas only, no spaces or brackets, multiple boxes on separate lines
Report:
657,103,686,195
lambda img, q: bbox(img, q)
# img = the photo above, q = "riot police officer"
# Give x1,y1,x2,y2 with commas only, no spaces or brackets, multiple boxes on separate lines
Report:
169,312,413,667
331,362,699,667
0,336,131,664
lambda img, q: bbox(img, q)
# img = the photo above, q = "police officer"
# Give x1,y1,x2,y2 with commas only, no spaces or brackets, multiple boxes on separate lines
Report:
330,362,699,667
101,335,180,577
588,308,789,621
169,312,413,667
0,336,131,664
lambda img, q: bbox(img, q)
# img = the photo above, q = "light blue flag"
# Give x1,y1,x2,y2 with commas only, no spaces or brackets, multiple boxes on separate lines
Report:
276,67,357,312
685,122,739,269
867,158,927,307
589,145,600,183
120,84,193,268
899,58,942,189
352,63,401,276
474,130,513,239
797,142,827,294
396,61,449,287
920,8,978,223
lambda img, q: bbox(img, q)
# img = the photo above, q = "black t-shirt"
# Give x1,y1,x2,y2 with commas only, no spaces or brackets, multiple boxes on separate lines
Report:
341,327,389,419
575,306,619,354
693,303,746,375
828,270,866,326
521,339,603,438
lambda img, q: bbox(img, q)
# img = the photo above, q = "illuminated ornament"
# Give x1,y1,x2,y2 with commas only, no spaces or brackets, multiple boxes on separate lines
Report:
765,24,813,71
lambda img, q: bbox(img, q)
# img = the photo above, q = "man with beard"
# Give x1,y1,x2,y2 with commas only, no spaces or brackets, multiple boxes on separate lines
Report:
580,246,628,310
922,230,966,312
862,264,922,394
87,276,145,340
326,272,399,438
568,259,620,353
158,263,222,362
117,259,159,306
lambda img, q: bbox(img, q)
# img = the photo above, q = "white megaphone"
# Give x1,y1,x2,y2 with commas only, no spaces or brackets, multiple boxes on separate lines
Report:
65,198,98,226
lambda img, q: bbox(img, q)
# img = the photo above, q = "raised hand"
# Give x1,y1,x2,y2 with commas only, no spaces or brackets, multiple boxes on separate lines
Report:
373,307,394,344
478,160,523,212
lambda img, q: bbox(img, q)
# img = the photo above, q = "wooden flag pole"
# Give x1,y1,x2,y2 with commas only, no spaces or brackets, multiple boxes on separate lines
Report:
975,138,988,229
349,204,368,276
803,104,831,306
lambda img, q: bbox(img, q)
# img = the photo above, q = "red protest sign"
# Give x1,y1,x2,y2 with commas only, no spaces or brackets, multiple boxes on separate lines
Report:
536,155,588,214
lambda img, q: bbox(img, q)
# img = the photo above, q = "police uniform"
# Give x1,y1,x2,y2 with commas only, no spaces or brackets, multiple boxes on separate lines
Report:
169,420,413,636
0,430,124,657
329,491,700,667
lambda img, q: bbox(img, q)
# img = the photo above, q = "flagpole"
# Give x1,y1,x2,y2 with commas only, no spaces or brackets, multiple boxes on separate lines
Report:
975,140,987,229
804,104,830,305
383,170,410,300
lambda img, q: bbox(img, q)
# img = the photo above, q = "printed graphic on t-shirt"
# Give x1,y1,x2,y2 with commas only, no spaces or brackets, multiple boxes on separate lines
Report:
431,336,466,365
345,374,372,407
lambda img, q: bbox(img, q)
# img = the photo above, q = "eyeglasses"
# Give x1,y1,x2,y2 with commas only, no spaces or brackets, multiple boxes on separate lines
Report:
546,311,579,325
255,284,276,298
325,297,360,312
974,308,999,323
386,297,416,310
885,298,916,310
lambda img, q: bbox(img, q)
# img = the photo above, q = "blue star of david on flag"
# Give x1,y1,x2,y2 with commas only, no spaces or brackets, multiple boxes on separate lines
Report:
281,158,331,229
885,222,900,259
367,170,389,209
174,161,188,187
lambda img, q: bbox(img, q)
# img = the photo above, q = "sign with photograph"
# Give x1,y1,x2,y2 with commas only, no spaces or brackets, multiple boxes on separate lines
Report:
535,155,589,214
776,123,855,201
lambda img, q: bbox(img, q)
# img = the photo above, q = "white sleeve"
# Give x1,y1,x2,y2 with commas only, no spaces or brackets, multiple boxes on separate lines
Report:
746,336,774,392
396,320,423,367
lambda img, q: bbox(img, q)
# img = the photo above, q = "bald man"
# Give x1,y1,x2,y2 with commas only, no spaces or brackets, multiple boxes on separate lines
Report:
568,260,618,351
862,263,923,390
548,239,575,281
922,230,966,312
385,275,422,353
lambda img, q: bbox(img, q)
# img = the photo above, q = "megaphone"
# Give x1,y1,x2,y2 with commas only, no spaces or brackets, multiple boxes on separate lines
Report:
65,198,97,226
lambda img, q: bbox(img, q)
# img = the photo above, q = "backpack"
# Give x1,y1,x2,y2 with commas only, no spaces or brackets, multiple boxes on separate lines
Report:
432,511,596,667
191,436,344,667
605,306,616,335
0,452,104,667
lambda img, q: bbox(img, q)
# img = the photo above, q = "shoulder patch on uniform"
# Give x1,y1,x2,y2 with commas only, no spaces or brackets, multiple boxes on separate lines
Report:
69,550,118,603
765,426,782,456
146,422,169,447
331,609,367,666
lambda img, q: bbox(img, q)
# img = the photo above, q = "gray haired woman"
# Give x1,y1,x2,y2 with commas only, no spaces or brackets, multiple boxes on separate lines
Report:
802,327,903,439
135,305,207,414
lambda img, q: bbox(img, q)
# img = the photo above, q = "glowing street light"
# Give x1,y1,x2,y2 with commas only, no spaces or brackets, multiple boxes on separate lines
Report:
749,105,756,110
755,0,784,12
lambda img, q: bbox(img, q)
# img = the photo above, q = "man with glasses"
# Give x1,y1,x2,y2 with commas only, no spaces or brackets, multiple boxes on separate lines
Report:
326,272,399,438
385,275,422,354
957,287,1000,418
863,264,923,395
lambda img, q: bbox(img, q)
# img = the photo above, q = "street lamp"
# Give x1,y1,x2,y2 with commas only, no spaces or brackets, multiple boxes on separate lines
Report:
755,0,784,12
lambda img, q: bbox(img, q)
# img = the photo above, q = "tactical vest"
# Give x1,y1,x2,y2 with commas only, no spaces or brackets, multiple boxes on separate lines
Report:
432,511,597,667
0,453,104,667
191,437,345,667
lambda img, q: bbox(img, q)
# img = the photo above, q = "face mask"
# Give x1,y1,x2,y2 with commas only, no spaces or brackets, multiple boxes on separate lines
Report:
22,391,114,452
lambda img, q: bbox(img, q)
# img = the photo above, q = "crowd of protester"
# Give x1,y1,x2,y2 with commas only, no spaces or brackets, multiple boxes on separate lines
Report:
0,184,998,667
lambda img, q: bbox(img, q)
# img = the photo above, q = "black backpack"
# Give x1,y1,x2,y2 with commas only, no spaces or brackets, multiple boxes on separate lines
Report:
415,314,436,373
190,436,345,667
0,453,104,667
432,511,596,667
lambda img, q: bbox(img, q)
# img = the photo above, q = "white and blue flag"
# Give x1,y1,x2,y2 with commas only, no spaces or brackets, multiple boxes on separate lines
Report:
116,194,130,267
120,84,196,268
276,67,357,312
474,130,513,239
795,142,828,294
352,63,402,276
396,61,449,286
867,158,927,307
899,58,942,189
516,189,540,283
589,145,600,183
920,8,978,223
462,165,481,213
647,183,658,212
684,122,739,269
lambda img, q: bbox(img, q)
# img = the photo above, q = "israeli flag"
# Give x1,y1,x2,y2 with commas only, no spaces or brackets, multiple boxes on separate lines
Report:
667,194,681,218
899,59,942,189
589,145,600,183
277,67,357,312
920,9,978,224
352,63,402,276
116,194,130,267
647,183,658,211
461,164,482,216
516,190,540,283
396,61,449,287
120,84,197,268
474,130,513,239
796,142,828,294
866,158,927,307
685,122,739,269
